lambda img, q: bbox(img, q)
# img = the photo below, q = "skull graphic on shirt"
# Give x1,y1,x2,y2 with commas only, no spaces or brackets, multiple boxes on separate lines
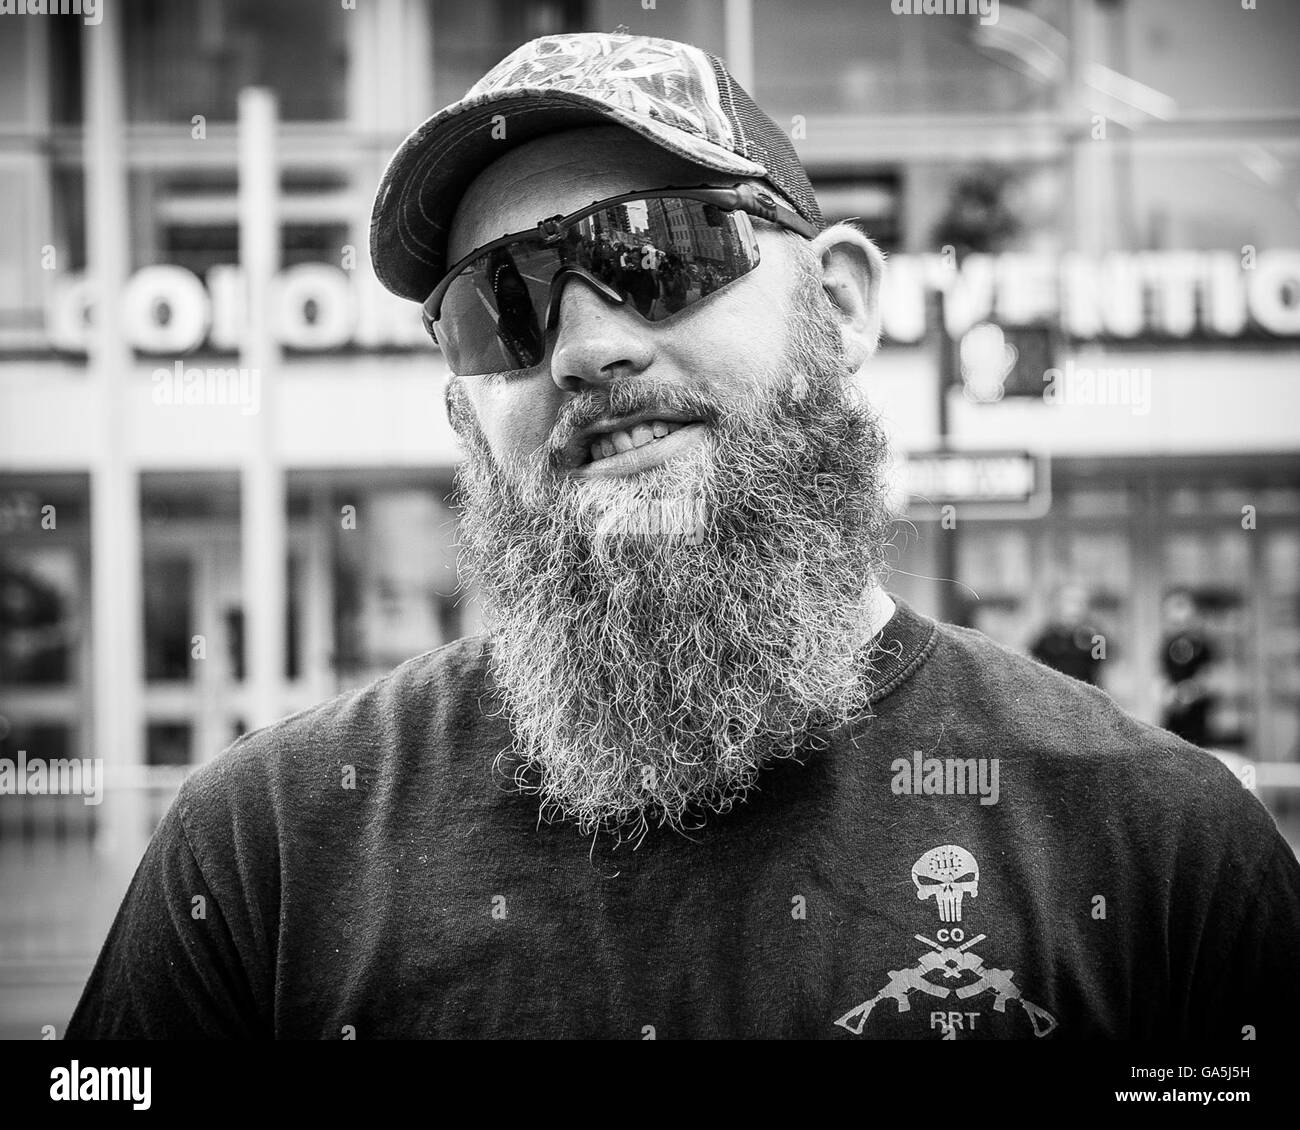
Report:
911,844,979,922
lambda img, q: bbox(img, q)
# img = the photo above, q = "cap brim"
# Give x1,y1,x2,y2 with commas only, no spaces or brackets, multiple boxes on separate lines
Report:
369,88,766,303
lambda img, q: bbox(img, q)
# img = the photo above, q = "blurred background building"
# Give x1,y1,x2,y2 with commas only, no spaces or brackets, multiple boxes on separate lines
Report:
1,0,1298,1036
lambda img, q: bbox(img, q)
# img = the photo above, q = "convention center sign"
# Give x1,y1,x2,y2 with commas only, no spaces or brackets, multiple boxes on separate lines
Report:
39,249,1300,356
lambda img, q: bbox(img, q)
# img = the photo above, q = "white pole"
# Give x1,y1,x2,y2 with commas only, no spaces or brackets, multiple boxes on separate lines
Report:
84,3,144,859
304,486,335,703
724,0,756,93
1069,0,1108,255
238,87,286,730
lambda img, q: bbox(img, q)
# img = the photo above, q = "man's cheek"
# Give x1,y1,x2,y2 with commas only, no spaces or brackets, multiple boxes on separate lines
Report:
473,408,536,467
683,327,781,397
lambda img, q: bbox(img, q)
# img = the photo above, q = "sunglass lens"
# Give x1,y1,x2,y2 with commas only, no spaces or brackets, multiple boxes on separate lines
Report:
436,245,555,375
435,198,761,375
565,200,759,323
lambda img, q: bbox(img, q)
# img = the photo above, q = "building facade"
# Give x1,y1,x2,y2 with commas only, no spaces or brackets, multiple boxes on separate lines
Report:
1,4,1298,1018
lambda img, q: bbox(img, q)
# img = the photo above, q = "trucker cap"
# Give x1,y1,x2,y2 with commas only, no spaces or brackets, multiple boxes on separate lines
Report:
369,31,824,304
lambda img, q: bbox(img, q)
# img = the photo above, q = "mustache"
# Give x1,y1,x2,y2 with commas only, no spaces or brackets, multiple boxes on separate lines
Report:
544,379,727,470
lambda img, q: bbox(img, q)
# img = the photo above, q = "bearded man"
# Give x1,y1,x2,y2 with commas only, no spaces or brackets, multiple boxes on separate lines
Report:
69,32,1300,1041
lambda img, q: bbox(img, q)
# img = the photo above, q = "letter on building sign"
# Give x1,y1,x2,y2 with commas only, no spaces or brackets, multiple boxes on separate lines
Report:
1249,251,1300,334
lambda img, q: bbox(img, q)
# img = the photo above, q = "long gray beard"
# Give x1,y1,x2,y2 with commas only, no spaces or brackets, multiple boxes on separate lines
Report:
452,277,897,844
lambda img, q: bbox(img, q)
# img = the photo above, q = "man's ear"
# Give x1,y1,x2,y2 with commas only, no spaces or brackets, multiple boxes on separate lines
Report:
808,223,886,371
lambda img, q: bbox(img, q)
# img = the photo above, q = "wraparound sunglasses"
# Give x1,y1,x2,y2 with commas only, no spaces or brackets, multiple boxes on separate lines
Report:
422,183,818,376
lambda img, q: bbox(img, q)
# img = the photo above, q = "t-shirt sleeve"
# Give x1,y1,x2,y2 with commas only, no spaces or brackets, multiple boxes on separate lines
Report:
1201,834,1300,1041
64,784,269,1039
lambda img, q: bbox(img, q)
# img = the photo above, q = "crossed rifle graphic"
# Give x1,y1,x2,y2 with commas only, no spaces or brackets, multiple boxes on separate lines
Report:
834,932,1059,1039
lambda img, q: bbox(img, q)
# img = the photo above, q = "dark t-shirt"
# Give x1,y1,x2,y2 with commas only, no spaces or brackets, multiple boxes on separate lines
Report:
66,599,1300,1039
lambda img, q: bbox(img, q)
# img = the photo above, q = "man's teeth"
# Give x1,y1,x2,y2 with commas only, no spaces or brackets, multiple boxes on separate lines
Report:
589,420,687,462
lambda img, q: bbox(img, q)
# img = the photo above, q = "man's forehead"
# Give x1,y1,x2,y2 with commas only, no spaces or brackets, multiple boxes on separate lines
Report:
447,127,729,261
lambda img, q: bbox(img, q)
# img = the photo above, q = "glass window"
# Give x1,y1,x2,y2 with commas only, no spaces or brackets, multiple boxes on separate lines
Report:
432,0,593,107
1045,528,1135,705
1167,486,1210,517
0,722,92,845
225,606,245,683
1121,0,1300,117
1256,488,1300,517
1064,489,1130,519
955,526,1034,648
958,526,1034,595
814,175,903,254
146,722,193,767
333,483,464,688
124,0,351,122
286,554,301,682
48,13,84,125
752,0,1066,115
143,557,194,682
1061,530,1131,598
129,170,351,276
0,718,71,762
1262,531,1300,761
430,0,739,110
0,549,81,687
1159,532,1254,751
0,164,83,355
50,168,87,276
589,0,726,53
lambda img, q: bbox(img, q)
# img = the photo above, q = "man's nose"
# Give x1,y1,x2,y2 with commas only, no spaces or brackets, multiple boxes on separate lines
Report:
547,273,654,393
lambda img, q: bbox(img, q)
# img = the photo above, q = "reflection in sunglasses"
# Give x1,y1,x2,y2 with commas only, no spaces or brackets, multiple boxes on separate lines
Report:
430,192,775,375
